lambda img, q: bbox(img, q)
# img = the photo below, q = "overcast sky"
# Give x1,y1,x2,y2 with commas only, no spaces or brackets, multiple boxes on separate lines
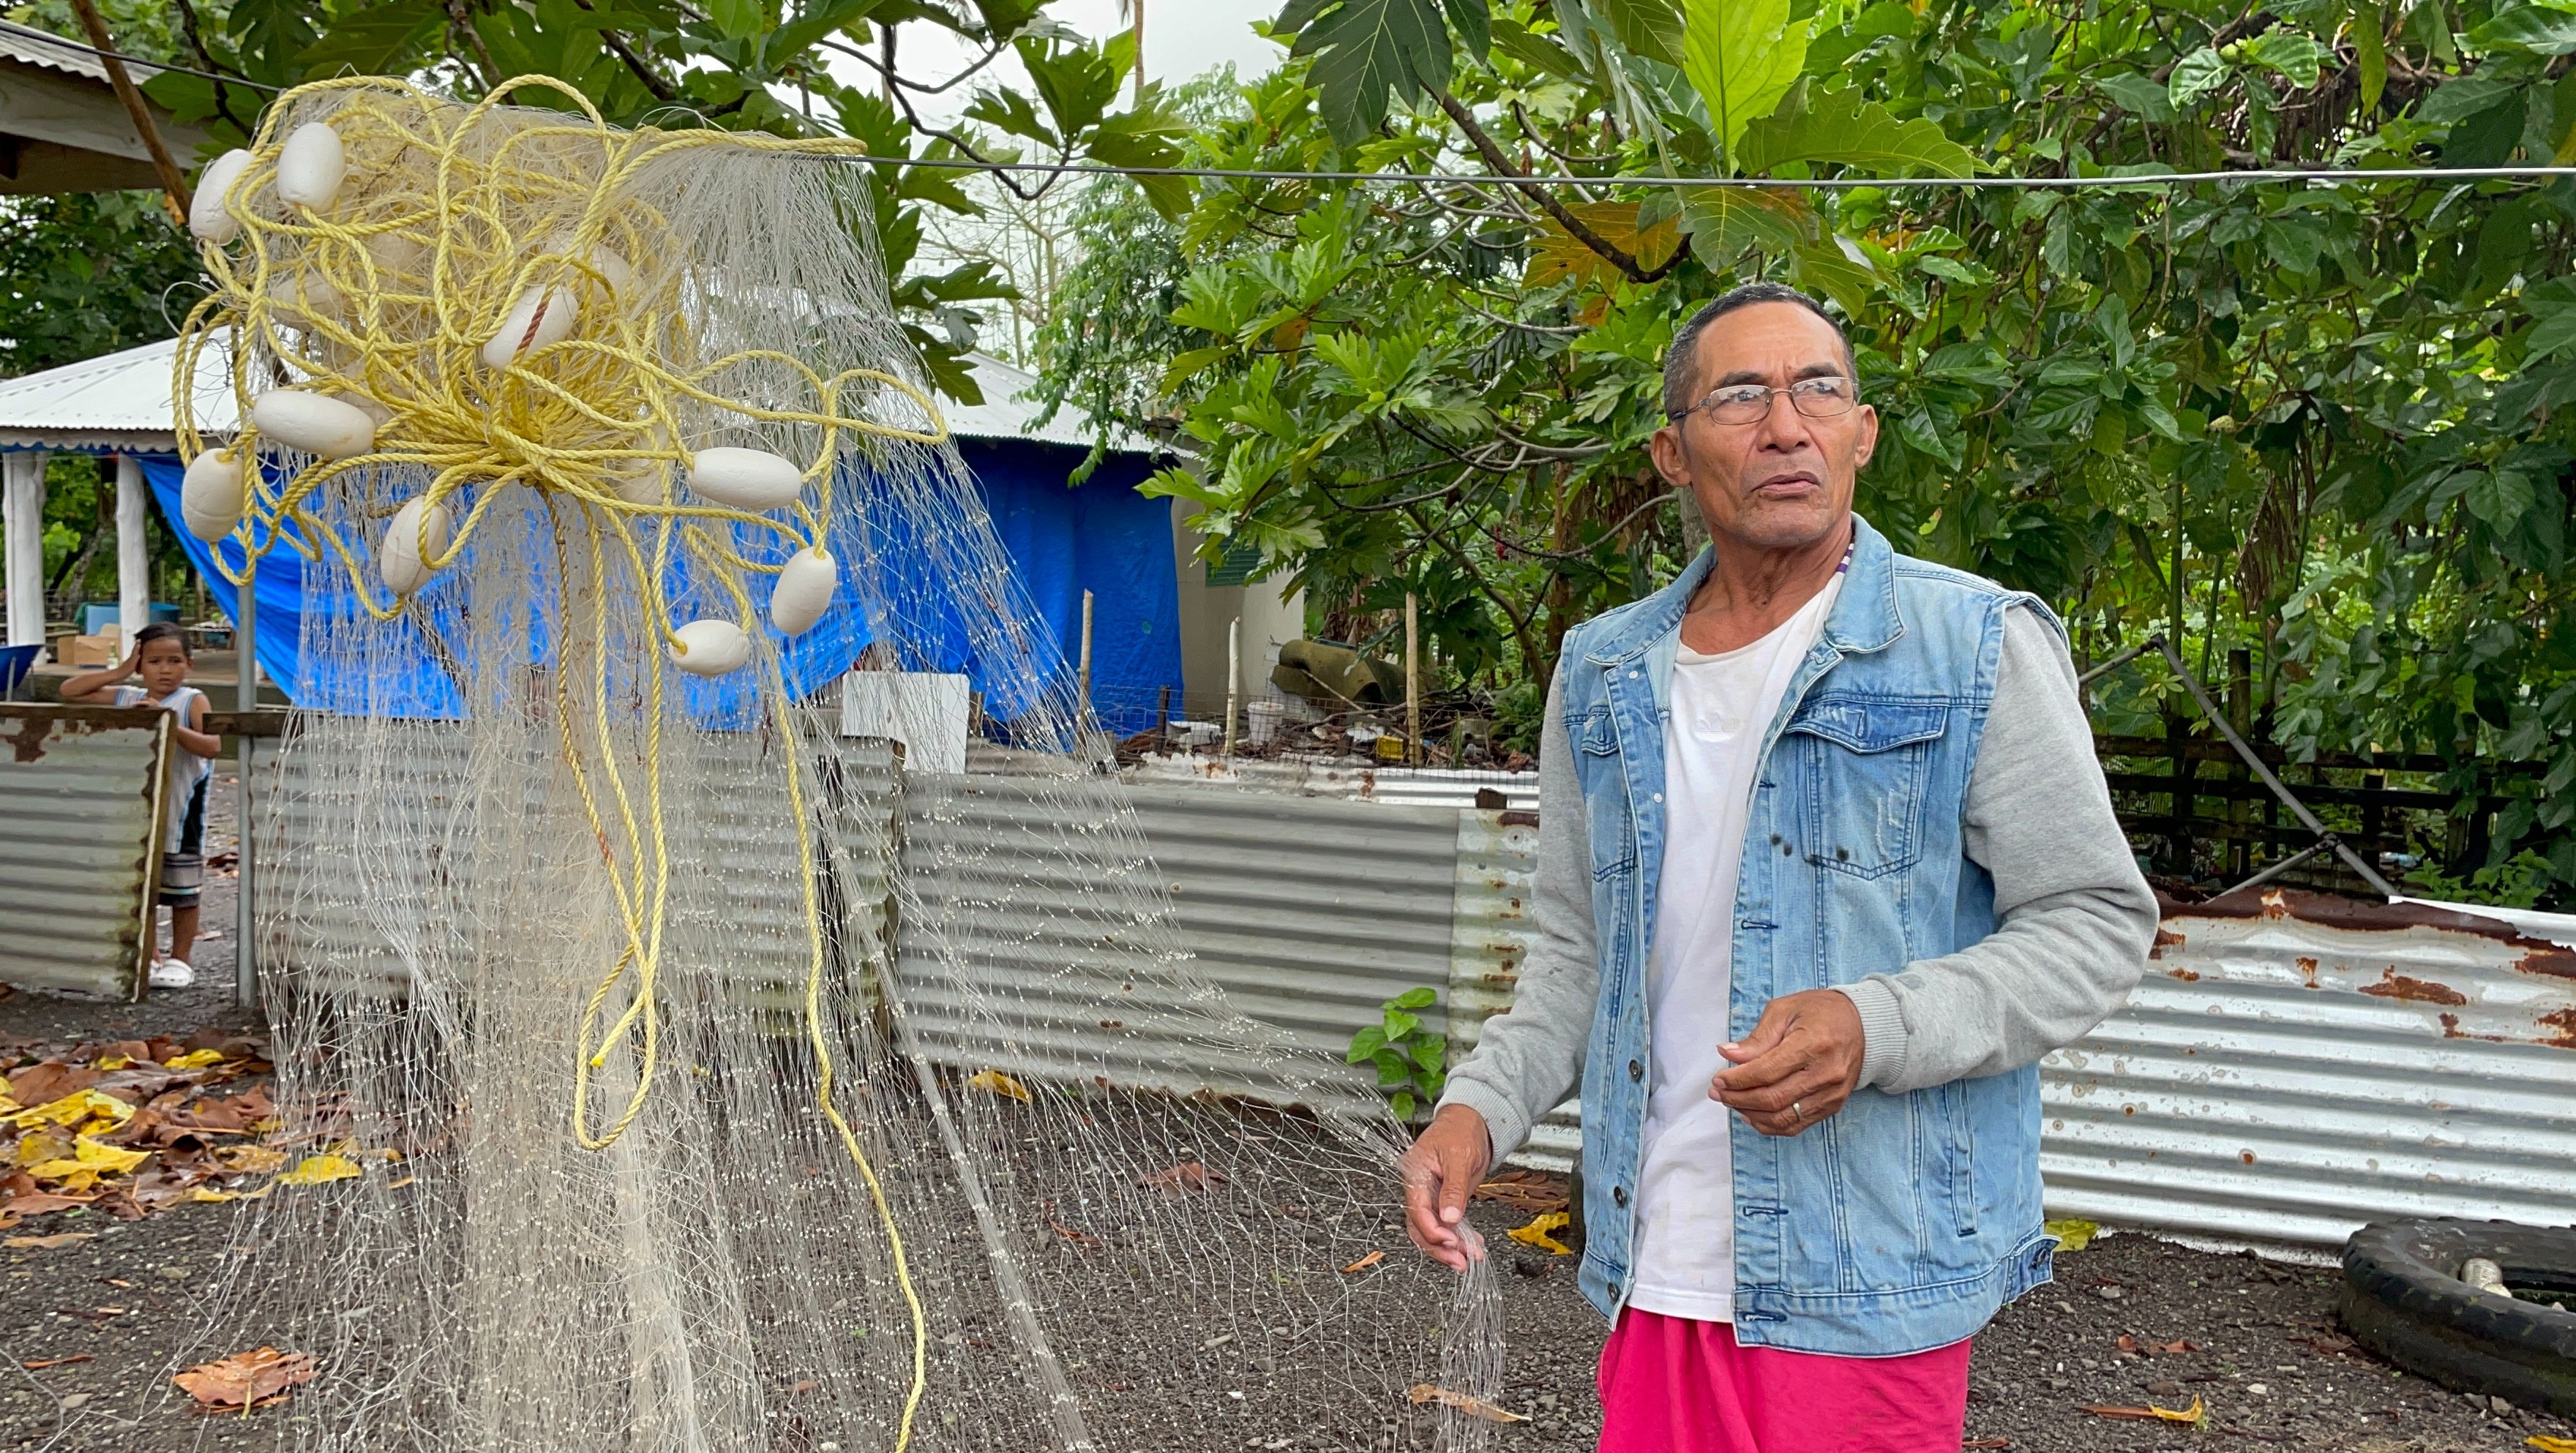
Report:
817,0,1286,128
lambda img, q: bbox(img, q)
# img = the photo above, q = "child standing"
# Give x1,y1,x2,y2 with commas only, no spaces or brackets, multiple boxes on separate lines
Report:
63,623,222,989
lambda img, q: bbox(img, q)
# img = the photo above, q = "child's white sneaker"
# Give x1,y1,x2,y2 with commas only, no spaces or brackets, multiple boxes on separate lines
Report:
149,958,195,989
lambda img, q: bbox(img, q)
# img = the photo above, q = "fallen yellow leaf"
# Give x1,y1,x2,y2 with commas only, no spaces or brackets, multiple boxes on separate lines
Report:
2045,1218,2099,1253
190,1184,274,1204
26,1136,151,1182
965,1069,1031,1103
276,1154,361,1187
163,1048,231,1070
213,1144,289,1175
1407,1384,1528,1424
95,1055,132,1070
2527,1437,2576,1453
10,1090,132,1132
3,1233,94,1250
1507,1212,1573,1255
2078,1394,2204,1424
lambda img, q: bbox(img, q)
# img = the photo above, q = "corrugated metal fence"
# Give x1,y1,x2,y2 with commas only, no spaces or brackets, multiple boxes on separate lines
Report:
0,704,169,1001
251,724,2576,1248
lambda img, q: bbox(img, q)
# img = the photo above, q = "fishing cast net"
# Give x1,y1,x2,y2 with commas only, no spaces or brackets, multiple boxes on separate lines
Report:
167,76,1505,1452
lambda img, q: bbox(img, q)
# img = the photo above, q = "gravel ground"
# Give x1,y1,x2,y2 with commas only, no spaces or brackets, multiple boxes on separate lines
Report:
2,774,2570,1449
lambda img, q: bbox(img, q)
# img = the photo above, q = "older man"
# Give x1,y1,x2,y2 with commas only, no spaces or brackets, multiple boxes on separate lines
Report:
1401,283,2156,1452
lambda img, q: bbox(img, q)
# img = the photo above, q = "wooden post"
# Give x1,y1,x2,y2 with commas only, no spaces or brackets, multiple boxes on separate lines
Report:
2227,647,2253,881
1404,592,1420,767
1221,615,1240,760
1077,589,1093,728
234,557,258,1010
1156,683,1171,757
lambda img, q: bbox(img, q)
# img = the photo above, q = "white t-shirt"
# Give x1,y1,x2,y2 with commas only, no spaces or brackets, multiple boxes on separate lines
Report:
115,684,211,849
1626,573,1842,1322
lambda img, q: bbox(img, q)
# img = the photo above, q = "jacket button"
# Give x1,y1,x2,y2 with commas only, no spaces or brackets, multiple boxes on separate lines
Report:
1612,1185,1628,1207
1770,834,1782,845
1835,846,1849,861
1628,1059,1643,1081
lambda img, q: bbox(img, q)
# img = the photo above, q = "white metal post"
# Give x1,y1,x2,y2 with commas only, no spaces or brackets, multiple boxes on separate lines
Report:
3,451,48,648
116,454,149,638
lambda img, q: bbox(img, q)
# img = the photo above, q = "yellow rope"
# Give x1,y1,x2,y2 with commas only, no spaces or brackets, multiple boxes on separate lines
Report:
176,74,943,1446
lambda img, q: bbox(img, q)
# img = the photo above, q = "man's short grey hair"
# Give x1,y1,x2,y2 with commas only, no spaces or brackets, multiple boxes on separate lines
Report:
1660,283,1856,418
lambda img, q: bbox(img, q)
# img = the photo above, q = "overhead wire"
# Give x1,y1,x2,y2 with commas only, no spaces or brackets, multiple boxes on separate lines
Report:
29,18,2576,195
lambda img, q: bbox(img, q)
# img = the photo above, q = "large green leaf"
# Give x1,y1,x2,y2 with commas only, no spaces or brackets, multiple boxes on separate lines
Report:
2468,1,2576,56
2236,28,2324,86
1791,235,1877,316
1735,87,1975,177
1592,0,1685,67
293,0,444,80
1681,0,1808,163
2167,47,2229,109
1284,0,1456,144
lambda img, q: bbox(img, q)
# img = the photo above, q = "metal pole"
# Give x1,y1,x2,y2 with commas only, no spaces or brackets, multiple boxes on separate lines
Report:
1404,591,1420,767
234,555,258,1010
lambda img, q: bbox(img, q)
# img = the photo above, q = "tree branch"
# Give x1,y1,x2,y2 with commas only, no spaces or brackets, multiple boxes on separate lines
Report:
1431,89,1651,283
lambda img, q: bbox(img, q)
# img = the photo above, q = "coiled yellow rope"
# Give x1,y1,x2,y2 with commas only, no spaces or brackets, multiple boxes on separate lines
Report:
176,74,938,1445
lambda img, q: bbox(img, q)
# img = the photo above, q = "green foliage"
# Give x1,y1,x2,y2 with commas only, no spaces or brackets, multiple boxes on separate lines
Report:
1346,985,1445,1120
1036,0,2576,905
0,192,201,378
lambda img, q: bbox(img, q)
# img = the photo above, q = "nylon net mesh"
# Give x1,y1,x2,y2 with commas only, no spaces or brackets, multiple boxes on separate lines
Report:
167,77,1507,1452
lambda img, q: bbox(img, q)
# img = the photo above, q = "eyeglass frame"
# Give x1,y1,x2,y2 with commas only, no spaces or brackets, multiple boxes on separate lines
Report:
1667,375,1862,427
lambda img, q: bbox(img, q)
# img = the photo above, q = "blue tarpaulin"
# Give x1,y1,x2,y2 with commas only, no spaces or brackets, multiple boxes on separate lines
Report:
137,442,1180,734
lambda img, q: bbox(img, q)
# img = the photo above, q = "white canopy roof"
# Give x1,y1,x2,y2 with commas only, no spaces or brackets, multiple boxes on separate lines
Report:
0,335,1156,457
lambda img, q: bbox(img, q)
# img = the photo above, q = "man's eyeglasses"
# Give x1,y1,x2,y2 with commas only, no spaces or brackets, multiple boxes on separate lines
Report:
1672,376,1858,426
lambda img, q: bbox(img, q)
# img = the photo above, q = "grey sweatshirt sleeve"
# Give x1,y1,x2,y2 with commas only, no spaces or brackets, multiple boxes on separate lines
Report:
1832,605,2159,1093
1435,669,1600,1163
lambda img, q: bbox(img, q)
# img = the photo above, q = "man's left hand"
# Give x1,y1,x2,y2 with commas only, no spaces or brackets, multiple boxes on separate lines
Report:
1711,989,1866,1136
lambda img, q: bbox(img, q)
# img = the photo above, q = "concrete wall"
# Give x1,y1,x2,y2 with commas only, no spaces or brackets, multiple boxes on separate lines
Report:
1169,497,1303,721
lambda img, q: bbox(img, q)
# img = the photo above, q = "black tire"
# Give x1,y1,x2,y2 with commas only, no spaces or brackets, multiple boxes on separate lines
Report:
2339,1217,2576,1416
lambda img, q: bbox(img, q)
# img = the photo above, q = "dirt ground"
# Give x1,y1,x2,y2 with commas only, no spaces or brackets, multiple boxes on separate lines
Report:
4,782,2574,1450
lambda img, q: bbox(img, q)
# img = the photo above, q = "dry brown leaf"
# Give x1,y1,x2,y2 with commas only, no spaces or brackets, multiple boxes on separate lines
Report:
4,1233,93,1249
20,1354,92,1370
173,1346,317,1410
1340,1250,1385,1274
1049,1220,1098,1248
1961,1440,2011,1450
1407,1383,1527,1424
1138,1161,1227,1195
2157,1337,2201,1355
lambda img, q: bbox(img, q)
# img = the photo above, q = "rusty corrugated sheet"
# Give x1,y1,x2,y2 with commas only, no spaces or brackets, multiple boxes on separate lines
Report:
0,704,168,1001
2042,888,2576,1245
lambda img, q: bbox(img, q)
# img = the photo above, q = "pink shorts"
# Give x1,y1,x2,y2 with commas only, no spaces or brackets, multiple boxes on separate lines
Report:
1596,1307,1972,1453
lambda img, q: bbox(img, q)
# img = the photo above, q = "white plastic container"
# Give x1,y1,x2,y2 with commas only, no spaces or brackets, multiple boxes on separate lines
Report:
688,447,804,511
769,548,836,635
250,389,376,459
187,149,254,243
670,619,750,676
274,122,346,211
179,447,246,541
1246,699,1284,746
378,497,451,596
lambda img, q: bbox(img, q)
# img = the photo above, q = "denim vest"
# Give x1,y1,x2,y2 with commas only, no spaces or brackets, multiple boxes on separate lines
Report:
1562,514,2059,1355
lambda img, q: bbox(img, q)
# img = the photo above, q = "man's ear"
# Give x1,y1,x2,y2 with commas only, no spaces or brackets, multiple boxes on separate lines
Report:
1650,422,1693,489
1850,403,1879,471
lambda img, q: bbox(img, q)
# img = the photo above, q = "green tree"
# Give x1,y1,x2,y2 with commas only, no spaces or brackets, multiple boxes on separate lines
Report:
1038,0,2576,902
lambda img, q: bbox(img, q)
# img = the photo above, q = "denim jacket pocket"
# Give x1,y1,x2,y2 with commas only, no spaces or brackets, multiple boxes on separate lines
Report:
1781,694,1947,879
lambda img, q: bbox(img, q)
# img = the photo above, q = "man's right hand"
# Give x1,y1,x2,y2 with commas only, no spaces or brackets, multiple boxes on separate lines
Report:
1399,1103,1493,1271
